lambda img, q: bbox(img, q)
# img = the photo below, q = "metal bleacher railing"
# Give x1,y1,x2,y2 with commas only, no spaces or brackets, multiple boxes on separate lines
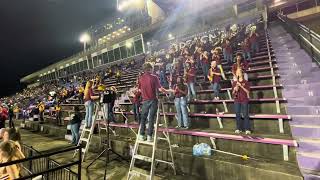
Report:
278,14,320,66
0,144,81,180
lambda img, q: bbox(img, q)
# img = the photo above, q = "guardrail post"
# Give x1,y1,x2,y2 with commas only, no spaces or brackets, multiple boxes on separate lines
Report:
78,146,82,180
29,147,33,172
46,157,50,180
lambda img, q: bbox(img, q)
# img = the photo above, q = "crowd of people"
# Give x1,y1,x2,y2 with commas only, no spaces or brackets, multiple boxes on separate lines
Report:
0,20,262,147
130,22,260,140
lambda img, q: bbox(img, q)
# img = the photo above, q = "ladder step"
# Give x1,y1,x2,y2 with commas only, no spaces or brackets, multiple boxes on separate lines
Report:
134,155,152,162
156,159,174,165
80,138,89,142
83,128,91,132
158,137,167,141
129,170,149,177
137,140,154,146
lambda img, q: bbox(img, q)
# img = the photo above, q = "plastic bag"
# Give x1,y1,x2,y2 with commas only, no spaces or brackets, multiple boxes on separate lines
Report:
192,143,212,156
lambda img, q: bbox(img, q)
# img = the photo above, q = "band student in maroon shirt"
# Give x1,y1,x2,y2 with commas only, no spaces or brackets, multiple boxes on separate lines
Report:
232,70,251,134
232,53,249,81
138,62,168,142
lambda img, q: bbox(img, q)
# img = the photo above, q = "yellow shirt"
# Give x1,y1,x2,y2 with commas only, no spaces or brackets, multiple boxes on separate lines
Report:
55,106,61,111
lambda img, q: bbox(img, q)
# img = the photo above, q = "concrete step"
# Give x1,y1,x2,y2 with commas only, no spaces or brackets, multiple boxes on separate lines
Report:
280,75,320,86
288,97,320,106
283,89,320,98
290,115,320,126
301,168,320,180
296,137,320,152
297,151,320,172
291,124,320,139
288,106,320,116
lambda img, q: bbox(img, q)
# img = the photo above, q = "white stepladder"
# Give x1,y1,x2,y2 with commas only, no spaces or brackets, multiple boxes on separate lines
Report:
73,102,100,162
127,99,176,180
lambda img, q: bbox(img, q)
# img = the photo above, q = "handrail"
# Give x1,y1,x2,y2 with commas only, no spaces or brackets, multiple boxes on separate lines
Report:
277,14,320,66
0,145,79,167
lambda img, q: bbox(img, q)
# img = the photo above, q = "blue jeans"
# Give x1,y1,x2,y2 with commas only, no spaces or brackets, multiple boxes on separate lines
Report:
140,99,158,136
108,103,115,123
242,52,251,61
251,42,259,54
71,123,80,144
187,82,196,101
234,102,250,131
133,103,140,123
84,100,94,128
212,83,220,98
174,97,189,127
201,62,209,79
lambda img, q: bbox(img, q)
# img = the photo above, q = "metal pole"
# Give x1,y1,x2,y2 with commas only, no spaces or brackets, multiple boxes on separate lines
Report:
78,146,82,180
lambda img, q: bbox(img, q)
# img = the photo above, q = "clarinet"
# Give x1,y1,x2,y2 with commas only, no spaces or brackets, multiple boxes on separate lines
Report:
233,76,240,99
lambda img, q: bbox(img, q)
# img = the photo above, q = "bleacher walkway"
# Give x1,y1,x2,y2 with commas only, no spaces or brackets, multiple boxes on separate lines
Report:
270,22,320,180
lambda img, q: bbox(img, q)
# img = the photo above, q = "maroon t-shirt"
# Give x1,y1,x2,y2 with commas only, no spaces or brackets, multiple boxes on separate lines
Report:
249,33,258,43
242,42,251,52
212,54,221,65
232,61,249,75
223,43,232,54
201,55,209,64
209,67,221,83
186,68,196,83
138,72,161,101
174,84,188,98
232,80,250,103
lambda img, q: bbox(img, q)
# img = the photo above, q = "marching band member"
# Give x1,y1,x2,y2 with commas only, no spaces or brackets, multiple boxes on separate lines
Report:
211,47,226,80
232,53,249,81
232,70,251,134
185,62,196,102
208,61,221,100
200,50,210,80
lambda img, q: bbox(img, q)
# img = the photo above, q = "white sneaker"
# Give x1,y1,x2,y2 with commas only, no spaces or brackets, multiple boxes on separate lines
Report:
147,135,153,142
245,130,251,135
235,129,241,134
138,135,146,141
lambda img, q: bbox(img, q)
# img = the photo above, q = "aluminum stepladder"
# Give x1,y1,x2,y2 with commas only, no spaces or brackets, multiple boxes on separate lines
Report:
73,102,100,162
127,99,176,180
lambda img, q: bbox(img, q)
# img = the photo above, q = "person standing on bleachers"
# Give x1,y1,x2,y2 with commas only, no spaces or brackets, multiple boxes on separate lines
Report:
241,38,252,62
78,84,84,104
232,71,251,135
232,53,249,81
70,106,81,145
138,62,167,142
249,29,259,55
222,39,233,65
200,50,210,81
131,85,141,124
55,103,62,126
208,61,222,100
185,62,196,102
83,81,99,128
172,76,189,129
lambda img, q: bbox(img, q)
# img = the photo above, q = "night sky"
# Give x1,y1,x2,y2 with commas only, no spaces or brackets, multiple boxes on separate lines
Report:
0,0,116,97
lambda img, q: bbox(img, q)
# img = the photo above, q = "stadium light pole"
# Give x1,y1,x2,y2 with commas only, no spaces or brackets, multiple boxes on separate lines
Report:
80,33,91,52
